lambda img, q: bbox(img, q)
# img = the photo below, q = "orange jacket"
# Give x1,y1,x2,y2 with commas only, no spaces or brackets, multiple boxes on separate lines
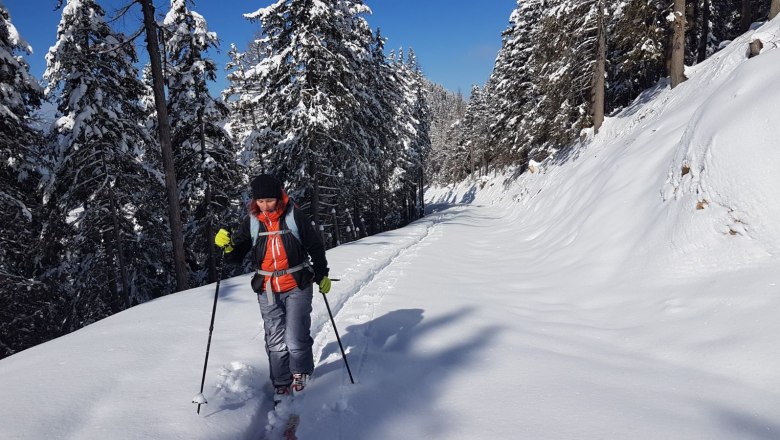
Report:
256,193,298,293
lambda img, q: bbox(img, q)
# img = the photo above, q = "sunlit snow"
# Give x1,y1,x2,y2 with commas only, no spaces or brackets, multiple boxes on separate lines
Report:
2,14,780,440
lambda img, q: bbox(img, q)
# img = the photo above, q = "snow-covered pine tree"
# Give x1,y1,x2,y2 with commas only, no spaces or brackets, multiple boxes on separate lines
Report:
487,0,546,169
244,0,374,245
710,0,769,45
424,82,466,185
391,48,431,223
607,0,669,109
162,0,242,284
518,1,591,159
224,41,271,176
341,28,396,238
685,0,710,64
129,64,177,300
455,84,491,180
550,0,610,137
43,0,156,329
0,4,62,359
399,48,430,222
319,0,377,245
139,0,189,292
382,47,419,228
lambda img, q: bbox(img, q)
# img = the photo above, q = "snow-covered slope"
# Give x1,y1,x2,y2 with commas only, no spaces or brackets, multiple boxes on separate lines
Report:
3,16,780,440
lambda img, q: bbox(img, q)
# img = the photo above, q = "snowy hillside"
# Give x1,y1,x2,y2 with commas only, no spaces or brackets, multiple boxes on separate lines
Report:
2,16,780,440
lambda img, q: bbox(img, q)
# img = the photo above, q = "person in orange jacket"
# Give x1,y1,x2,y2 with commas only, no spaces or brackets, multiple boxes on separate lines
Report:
215,174,331,404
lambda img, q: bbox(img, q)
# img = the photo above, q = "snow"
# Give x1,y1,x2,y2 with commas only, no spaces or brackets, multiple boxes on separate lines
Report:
2,7,32,54
3,15,780,440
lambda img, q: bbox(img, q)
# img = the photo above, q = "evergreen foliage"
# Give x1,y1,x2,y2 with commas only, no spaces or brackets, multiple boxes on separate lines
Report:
609,0,669,109
4,0,768,358
162,0,242,284
0,4,58,358
241,0,427,244
43,0,156,330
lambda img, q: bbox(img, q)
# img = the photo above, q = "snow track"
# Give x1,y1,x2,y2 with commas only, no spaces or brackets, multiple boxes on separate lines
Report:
256,208,455,439
311,209,452,371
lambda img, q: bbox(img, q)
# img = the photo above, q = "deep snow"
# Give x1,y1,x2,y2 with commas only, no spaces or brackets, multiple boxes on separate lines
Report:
3,15,780,440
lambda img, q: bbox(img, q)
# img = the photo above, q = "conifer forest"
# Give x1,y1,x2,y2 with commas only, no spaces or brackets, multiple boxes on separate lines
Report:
1,0,777,357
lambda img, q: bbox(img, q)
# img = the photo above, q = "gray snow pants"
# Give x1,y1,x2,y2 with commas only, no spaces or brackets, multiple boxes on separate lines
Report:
257,283,315,386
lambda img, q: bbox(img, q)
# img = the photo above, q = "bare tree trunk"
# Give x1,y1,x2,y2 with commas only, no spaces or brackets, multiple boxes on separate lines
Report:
592,0,606,133
345,208,357,241
140,0,189,292
697,0,711,63
102,228,120,308
741,0,752,32
670,0,687,89
377,161,386,231
469,142,475,179
331,208,340,246
771,0,780,20
403,194,410,225
368,201,378,236
99,150,130,311
108,184,130,310
418,169,425,218
309,157,325,244
354,204,367,238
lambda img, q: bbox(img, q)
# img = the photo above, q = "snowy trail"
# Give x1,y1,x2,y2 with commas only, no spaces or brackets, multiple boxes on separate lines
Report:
309,208,455,343
293,201,780,440
5,17,780,440
255,207,457,438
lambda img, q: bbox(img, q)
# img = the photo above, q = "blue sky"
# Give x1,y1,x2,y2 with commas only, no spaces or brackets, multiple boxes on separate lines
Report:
3,0,515,98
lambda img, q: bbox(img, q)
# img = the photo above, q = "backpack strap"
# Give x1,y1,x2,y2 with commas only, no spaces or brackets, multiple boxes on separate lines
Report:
285,207,300,242
250,205,300,246
250,215,260,247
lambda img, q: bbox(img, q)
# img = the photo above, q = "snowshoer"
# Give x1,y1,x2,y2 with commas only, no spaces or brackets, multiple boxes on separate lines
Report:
214,174,331,403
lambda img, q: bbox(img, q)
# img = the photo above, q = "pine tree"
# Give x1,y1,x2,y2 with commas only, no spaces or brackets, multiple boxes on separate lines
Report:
43,0,155,329
224,41,271,175
709,0,768,47
425,83,466,185
459,85,486,179
132,64,177,301
321,0,378,244
342,28,396,238
162,0,241,283
0,4,43,285
244,0,374,244
608,0,669,109
518,1,591,159
382,48,422,228
486,0,547,167
0,4,61,358
402,49,431,221
139,0,189,292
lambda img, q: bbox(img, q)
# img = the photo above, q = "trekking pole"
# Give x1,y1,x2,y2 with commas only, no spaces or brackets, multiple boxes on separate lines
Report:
192,251,225,414
320,288,355,384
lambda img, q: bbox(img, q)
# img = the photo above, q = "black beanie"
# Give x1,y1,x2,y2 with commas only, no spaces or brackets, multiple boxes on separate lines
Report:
251,175,283,199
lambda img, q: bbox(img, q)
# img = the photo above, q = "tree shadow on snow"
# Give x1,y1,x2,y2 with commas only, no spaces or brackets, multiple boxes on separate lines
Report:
308,307,503,439
710,405,780,440
426,184,479,207
460,185,478,204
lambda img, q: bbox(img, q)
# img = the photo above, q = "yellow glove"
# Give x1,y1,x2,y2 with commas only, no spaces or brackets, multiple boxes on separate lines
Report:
318,276,331,294
214,228,233,253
